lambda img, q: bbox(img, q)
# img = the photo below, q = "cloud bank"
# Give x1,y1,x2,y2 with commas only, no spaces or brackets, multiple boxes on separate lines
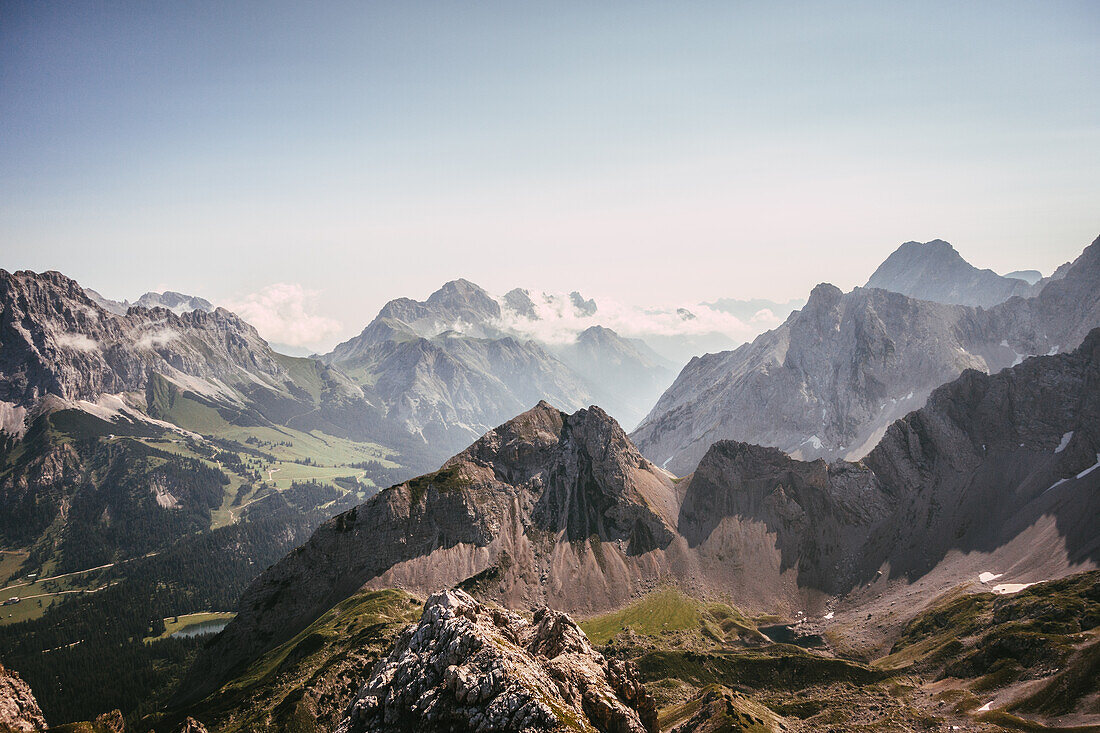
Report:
494,290,793,347
226,283,342,349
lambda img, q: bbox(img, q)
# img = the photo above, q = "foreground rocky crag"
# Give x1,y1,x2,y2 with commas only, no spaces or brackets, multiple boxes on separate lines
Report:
336,589,656,733
0,662,46,733
634,234,1100,473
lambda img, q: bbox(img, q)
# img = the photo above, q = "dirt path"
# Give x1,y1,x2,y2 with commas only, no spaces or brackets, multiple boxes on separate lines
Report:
0,552,157,594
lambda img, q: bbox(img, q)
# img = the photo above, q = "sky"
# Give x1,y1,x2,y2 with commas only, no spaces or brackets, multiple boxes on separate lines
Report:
2,1,1098,351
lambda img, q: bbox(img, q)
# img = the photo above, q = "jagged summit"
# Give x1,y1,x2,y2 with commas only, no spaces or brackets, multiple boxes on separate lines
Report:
336,589,656,733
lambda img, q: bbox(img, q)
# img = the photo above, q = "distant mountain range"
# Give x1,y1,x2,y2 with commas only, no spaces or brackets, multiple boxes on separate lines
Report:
84,288,215,316
320,279,677,453
633,236,1099,474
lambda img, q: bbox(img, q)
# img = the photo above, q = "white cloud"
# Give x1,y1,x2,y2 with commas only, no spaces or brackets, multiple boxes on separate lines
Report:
493,290,785,346
226,283,341,348
55,333,100,352
136,327,178,350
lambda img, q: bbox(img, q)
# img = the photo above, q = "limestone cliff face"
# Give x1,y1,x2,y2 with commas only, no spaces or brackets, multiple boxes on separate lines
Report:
634,235,1100,475
336,590,656,733
0,662,46,733
0,269,285,409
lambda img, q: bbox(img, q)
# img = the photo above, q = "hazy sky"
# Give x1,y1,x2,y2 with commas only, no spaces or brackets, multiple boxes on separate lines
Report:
2,1,1098,349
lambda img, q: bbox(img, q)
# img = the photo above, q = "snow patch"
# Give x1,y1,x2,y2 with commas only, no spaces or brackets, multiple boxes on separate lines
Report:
1044,478,1069,494
978,572,1003,584
803,435,823,450
977,701,993,712
0,401,28,437
1076,454,1100,479
992,582,1038,595
1047,345,1059,356
1055,431,1073,453
823,611,834,620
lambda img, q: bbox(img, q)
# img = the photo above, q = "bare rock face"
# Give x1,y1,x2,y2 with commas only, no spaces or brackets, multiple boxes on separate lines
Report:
0,663,46,733
0,269,284,409
634,234,1100,474
336,590,656,733
677,327,1100,593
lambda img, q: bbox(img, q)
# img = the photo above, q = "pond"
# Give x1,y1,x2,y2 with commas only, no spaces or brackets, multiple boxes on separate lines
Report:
171,619,231,638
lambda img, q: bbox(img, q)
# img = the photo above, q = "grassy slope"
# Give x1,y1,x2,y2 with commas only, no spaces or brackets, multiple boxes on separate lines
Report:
878,570,1100,721
579,587,762,646
164,589,422,733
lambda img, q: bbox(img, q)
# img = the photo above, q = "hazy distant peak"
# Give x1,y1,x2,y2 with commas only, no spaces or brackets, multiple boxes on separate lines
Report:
502,288,538,319
1003,269,1043,285
569,291,597,317
83,287,214,316
866,238,1035,307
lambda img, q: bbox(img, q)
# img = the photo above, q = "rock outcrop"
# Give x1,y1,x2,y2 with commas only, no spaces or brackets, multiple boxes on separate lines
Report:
172,717,209,733
336,590,656,733
0,663,46,733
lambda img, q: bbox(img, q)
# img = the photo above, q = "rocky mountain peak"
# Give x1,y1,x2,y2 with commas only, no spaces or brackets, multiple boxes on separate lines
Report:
803,282,843,311
866,238,1035,307
451,402,653,495
336,589,657,733
569,291,598,316
427,279,501,318
502,288,538,319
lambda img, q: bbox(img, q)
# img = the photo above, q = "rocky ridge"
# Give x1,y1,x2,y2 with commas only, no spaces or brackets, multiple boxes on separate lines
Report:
336,589,656,733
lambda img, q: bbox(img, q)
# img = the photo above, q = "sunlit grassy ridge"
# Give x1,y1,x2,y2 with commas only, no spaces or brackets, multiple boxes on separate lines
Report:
579,587,761,646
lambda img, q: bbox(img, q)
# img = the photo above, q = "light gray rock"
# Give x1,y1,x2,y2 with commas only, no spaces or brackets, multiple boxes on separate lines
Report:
865,239,1036,307
335,589,656,733
0,663,46,733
